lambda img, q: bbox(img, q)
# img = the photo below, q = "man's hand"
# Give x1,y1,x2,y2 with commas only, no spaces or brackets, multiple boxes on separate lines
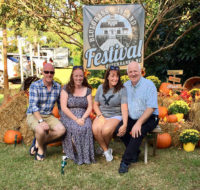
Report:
130,122,142,138
40,122,50,133
117,124,127,137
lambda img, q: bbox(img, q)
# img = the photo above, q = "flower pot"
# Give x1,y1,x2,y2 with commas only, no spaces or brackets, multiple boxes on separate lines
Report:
183,142,195,152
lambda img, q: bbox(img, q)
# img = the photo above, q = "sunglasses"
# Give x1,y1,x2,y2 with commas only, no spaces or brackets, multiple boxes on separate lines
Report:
73,66,83,70
110,66,119,70
44,71,55,75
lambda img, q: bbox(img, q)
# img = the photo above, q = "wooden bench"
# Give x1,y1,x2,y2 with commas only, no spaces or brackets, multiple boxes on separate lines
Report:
144,125,161,164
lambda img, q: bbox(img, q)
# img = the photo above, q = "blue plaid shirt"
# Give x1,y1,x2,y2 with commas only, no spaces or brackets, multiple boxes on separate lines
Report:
124,77,158,119
27,79,61,115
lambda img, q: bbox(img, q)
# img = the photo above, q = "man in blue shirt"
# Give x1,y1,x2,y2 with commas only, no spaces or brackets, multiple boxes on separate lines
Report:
27,63,66,161
116,61,159,173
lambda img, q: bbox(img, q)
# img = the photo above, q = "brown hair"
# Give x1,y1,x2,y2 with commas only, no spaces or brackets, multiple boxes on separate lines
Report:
103,68,123,94
66,67,92,94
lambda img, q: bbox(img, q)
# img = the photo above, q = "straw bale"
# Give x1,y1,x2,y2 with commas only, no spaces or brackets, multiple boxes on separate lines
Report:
189,102,200,128
0,91,29,143
19,118,34,145
159,121,194,147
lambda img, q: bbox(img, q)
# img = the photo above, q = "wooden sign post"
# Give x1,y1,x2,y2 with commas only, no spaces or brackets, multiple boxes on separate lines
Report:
167,70,183,90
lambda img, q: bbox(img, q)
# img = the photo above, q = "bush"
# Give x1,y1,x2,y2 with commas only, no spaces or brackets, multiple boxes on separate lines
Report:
88,77,103,89
120,75,129,84
146,75,161,90
168,100,190,115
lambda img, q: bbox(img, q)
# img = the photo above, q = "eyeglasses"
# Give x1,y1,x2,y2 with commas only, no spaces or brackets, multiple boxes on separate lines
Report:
110,66,119,70
44,71,55,75
73,66,83,70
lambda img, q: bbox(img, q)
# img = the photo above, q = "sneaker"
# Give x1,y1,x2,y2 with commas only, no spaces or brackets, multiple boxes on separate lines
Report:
104,149,113,162
95,147,104,155
118,162,129,174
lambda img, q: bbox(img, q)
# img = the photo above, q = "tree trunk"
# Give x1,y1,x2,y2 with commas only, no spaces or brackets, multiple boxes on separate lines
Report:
2,23,9,100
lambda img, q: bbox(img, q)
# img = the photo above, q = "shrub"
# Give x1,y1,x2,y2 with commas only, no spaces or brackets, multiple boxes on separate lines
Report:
120,75,129,84
146,75,161,90
168,100,190,115
88,77,102,88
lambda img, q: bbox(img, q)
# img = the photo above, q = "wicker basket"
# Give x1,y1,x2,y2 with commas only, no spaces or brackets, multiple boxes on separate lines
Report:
183,76,200,90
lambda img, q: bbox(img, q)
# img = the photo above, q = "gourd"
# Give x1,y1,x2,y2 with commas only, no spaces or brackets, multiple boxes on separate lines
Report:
52,106,60,118
167,114,178,123
158,106,168,119
4,130,22,144
157,133,172,148
159,82,171,95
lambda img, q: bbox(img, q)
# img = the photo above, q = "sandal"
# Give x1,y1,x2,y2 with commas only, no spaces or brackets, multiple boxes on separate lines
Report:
35,151,45,161
29,138,38,156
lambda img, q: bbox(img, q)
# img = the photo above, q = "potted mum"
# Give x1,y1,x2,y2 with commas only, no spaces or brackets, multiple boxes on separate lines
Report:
179,129,200,152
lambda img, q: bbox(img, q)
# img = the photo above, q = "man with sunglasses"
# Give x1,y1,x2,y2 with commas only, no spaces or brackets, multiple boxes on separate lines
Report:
116,61,159,173
26,63,66,161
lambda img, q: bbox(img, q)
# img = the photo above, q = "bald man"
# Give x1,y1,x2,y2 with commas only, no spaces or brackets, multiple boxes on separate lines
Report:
27,63,66,161
116,61,159,173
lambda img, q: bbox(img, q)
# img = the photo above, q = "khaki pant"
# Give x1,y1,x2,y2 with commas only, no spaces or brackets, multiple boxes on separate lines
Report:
27,114,62,131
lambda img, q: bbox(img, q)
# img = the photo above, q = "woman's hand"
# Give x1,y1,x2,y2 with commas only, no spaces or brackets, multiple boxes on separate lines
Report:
76,118,84,126
117,124,127,137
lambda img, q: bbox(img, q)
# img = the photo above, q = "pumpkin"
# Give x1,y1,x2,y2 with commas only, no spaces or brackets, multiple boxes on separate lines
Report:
167,114,178,123
52,106,60,118
159,82,171,95
158,106,168,119
157,133,172,148
48,141,62,147
4,130,22,144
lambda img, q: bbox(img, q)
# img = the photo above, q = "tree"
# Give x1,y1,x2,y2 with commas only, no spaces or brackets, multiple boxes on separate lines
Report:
13,0,200,61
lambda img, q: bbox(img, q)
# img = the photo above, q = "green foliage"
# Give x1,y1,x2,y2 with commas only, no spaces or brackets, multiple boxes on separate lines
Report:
146,75,161,90
120,75,129,84
168,100,190,115
180,129,200,144
88,77,103,89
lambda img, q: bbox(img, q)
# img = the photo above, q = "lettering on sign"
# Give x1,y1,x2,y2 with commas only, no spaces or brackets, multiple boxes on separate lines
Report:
167,70,183,75
167,84,183,89
168,76,181,83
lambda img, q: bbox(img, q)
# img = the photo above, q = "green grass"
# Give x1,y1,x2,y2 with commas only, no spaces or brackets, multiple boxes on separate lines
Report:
0,141,199,190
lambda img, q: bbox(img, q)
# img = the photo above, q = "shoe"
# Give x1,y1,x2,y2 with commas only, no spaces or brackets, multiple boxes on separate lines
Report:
29,138,38,156
118,162,129,174
35,151,45,161
95,147,104,155
103,149,113,162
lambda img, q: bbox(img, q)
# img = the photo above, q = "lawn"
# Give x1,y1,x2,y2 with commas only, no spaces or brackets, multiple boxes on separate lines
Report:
0,141,199,190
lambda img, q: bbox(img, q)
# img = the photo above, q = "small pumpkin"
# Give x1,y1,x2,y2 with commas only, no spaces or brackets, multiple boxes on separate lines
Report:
4,130,22,144
52,106,60,118
159,82,171,95
157,133,172,148
167,114,178,123
158,106,168,119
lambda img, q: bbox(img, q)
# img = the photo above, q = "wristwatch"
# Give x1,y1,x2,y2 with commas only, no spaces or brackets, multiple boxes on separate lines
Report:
38,119,44,123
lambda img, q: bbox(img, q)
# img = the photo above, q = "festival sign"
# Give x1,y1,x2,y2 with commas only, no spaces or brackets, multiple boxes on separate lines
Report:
83,4,145,70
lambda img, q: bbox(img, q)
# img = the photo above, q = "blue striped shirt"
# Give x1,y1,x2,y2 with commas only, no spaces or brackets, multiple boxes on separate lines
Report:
27,79,61,115
124,77,158,119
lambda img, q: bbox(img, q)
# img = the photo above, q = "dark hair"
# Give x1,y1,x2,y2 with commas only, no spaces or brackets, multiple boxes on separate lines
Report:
103,67,123,94
66,67,92,94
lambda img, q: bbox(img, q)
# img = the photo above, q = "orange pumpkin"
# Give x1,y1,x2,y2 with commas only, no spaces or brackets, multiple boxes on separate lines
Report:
157,133,172,148
4,130,22,144
167,114,178,123
159,82,171,95
52,106,60,118
48,141,62,147
158,106,168,119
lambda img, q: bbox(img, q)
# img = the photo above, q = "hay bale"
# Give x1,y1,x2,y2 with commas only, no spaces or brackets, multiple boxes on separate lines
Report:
189,102,200,129
0,91,33,143
159,121,194,147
